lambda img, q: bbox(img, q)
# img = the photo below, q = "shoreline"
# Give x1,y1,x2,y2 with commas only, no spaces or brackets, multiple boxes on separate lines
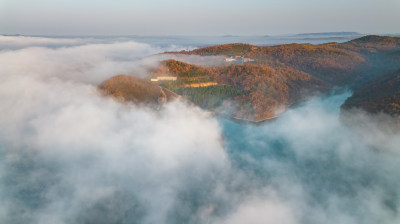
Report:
162,86,280,125
225,115,279,125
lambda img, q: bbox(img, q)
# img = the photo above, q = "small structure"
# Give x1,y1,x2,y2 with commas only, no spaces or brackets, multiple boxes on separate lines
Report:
225,55,255,63
150,76,177,82
225,57,236,62
244,58,255,63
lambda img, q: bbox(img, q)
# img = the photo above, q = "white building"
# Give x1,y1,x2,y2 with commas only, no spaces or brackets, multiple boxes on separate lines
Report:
151,76,177,82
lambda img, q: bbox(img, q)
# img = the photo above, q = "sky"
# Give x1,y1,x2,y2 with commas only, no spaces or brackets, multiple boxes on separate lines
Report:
1,0,399,36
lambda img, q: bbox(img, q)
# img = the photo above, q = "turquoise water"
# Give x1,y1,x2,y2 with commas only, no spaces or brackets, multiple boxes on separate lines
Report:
219,91,400,223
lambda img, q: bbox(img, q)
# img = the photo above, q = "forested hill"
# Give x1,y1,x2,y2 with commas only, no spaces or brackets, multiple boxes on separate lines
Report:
150,59,327,121
172,35,400,86
346,35,400,50
342,69,400,117
158,35,400,120
98,75,177,106
98,36,400,122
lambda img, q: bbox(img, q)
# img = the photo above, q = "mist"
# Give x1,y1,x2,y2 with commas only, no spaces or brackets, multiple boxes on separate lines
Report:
0,36,399,224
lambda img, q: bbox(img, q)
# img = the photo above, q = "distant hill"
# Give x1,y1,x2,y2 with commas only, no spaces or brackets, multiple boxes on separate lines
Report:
342,69,400,117
295,32,362,37
98,75,177,105
341,36,400,118
343,35,400,52
348,35,400,46
175,42,365,85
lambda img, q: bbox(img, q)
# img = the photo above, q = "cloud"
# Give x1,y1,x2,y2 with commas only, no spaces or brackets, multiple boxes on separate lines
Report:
0,35,94,49
222,92,400,224
0,37,222,85
0,40,162,84
0,36,231,224
218,190,297,224
0,36,399,224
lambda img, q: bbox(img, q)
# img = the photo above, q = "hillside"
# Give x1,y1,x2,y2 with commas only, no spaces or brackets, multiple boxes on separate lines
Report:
345,35,400,51
151,59,327,121
175,35,400,86
342,70,400,117
98,75,177,105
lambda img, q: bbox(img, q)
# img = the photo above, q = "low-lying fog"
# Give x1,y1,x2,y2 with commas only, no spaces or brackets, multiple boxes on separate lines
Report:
0,36,399,224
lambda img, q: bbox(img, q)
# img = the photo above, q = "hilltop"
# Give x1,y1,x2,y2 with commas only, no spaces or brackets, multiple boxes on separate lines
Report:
98,75,177,106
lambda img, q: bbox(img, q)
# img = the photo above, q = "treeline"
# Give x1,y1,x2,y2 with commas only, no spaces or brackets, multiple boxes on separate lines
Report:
153,59,208,77
176,85,245,109
185,43,257,56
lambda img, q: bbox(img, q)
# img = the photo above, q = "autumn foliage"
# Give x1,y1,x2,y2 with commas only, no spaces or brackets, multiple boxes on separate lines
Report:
156,59,326,121
99,75,176,105
165,35,400,120
99,35,400,121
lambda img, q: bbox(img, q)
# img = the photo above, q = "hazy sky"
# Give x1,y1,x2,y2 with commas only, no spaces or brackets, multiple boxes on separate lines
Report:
1,0,399,35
